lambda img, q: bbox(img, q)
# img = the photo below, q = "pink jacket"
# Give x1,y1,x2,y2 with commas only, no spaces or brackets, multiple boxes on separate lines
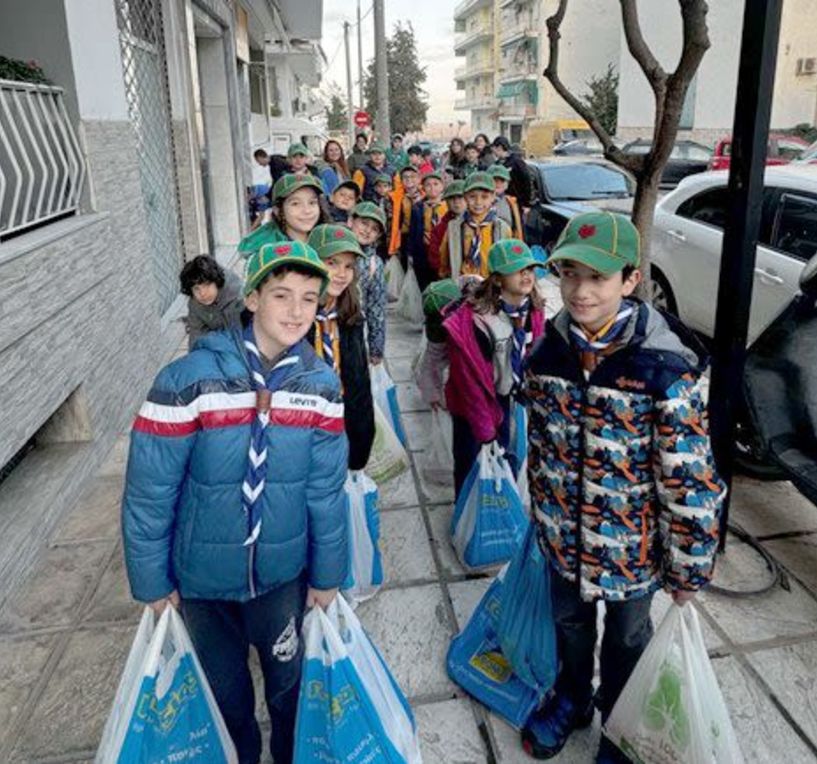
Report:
443,302,545,442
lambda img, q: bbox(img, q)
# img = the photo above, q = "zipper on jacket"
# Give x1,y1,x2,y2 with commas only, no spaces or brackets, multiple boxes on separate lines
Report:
576,378,587,596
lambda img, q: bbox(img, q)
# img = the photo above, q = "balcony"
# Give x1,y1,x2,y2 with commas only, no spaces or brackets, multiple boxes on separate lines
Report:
454,27,494,55
497,79,539,115
455,93,496,111
454,0,493,21
499,25,539,48
0,80,86,240
455,62,496,81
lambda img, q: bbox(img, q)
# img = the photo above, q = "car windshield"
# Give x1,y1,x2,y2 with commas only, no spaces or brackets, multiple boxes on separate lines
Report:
541,163,631,200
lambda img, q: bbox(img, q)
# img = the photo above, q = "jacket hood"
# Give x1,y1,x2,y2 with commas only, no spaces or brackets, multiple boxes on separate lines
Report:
550,300,708,372
216,269,243,309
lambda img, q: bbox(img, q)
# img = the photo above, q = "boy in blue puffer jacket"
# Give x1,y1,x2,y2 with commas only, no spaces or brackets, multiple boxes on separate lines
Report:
122,241,348,764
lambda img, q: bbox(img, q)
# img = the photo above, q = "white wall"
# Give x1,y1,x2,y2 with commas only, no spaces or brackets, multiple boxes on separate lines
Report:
771,0,817,128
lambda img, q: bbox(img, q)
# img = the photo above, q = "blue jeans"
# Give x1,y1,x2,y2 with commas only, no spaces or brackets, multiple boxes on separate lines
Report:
550,570,653,721
181,574,308,764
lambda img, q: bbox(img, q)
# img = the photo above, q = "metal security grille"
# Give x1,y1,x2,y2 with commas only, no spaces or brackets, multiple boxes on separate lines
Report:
115,0,184,314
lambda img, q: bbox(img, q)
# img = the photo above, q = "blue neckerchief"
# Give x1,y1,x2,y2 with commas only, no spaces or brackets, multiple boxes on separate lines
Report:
569,299,636,353
500,297,531,391
463,209,496,269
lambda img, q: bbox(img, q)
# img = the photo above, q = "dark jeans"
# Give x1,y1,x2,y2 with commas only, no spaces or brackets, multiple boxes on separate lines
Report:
181,575,308,764
452,396,514,499
550,570,653,722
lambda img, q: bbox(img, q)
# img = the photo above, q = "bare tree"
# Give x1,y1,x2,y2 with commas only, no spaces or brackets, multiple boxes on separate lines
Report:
544,0,710,288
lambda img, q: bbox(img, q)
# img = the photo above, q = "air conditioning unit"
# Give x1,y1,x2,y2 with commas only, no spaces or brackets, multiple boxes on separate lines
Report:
796,57,816,75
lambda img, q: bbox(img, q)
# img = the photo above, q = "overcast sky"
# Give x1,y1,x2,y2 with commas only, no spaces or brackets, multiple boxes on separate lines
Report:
321,0,466,124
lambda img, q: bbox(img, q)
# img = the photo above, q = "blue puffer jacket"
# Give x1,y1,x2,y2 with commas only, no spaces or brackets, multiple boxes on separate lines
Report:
122,329,349,603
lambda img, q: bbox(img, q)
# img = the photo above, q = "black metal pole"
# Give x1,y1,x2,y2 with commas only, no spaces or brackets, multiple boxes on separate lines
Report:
710,0,783,551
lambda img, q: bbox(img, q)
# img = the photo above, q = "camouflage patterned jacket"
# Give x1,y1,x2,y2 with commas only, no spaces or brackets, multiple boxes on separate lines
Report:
525,302,725,602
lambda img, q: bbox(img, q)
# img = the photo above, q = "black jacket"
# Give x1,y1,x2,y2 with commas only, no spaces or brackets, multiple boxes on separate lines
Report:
503,153,533,208
309,318,375,470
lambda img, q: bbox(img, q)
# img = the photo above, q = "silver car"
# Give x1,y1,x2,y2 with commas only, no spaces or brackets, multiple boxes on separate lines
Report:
650,165,817,343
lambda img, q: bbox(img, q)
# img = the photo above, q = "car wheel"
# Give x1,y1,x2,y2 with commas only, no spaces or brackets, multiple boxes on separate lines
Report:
649,268,678,316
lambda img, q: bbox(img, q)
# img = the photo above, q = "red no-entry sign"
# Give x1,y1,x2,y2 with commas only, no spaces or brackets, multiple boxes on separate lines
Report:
353,110,371,128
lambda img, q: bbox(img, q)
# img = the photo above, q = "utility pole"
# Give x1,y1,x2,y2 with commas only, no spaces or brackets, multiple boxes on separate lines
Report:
344,20,355,148
373,0,391,141
357,0,364,109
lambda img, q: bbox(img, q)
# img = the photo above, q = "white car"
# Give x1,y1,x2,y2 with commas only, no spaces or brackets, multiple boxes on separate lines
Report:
650,165,817,343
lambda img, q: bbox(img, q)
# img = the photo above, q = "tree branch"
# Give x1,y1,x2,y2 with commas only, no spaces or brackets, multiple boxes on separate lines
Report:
543,0,644,175
619,0,668,95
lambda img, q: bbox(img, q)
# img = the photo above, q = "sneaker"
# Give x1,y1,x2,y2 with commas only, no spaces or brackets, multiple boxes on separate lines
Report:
521,694,594,759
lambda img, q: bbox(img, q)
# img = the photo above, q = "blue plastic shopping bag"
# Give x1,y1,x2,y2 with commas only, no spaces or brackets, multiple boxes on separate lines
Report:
371,364,407,447
294,595,422,763
450,442,527,568
446,572,544,729
497,522,558,691
95,607,237,764
342,470,385,604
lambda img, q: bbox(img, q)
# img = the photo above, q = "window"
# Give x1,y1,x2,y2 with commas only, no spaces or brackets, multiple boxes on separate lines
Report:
676,187,730,229
771,193,817,261
541,163,632,201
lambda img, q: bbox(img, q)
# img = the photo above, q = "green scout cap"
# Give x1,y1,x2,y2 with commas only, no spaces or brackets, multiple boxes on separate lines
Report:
488,164,511,181
422,279,461,316
443,180,466,199
308,224,365,260
333,179,361,198
352,201,387,231
367,142,387,154
244,240,328,296
421,171,443,184
374,174,392,185
272,173,324,204
488,239,539,275
464,171,495,194
287,142,309,158
549,211,641,276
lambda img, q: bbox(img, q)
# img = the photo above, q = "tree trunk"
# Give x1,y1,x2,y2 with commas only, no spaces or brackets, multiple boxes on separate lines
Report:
630,168,663,299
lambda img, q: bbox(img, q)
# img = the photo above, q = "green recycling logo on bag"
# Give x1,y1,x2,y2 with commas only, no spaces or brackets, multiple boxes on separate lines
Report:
643,661,691,749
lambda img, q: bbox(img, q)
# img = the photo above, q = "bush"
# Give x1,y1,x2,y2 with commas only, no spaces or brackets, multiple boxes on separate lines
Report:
0,56,49,84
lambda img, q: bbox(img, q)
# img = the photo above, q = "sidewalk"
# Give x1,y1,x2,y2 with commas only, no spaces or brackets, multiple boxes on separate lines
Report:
2,300,817,763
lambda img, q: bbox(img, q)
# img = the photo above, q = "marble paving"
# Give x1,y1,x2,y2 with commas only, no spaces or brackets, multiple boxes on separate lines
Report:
1,305,817,763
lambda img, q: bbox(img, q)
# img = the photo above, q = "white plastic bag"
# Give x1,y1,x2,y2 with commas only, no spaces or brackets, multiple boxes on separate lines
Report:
396,266,424,326
385,256,405,302
294,595,422,763
604,604,744,764
370,364,407,447
365,402,410,484
96,606,237,764
419,409,454,486
342,470,384,605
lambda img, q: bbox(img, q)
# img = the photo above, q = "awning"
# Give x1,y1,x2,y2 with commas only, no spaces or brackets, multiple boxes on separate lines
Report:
496,80,538,104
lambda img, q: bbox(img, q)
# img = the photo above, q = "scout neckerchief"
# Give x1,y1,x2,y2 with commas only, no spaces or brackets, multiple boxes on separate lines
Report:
463,209,497,271
423,200,446,244
314,303,341,375
500,297,532,392
242,321,300,546
569,299,636,375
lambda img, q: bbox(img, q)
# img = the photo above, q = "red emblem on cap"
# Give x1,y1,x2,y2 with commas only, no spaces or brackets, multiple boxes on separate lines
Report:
512,244,523,254
274,244,291,255
334,229,346,239
578,224,596,239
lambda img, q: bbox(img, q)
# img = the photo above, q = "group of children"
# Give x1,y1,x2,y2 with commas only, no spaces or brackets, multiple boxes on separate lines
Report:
121,137,725,764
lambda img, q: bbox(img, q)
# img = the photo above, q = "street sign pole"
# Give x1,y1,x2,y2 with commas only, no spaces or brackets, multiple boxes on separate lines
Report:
710,0,784,550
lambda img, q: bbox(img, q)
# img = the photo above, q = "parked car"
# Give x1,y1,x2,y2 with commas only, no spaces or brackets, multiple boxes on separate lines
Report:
622,139,713,187
524,159,635,250
795,140,817,165
650,166,817,343
553,138,604,156
709,134,808,171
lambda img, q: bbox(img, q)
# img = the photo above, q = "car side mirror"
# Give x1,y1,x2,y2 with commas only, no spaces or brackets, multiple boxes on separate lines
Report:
800,253,817,296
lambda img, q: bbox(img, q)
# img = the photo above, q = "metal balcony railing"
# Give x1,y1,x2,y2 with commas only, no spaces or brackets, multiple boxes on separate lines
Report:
0,80,86,240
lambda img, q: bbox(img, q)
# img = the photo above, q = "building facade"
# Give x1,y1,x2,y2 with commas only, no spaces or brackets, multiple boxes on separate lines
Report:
454,0,619,151
616,0,817,144
0,0,324,601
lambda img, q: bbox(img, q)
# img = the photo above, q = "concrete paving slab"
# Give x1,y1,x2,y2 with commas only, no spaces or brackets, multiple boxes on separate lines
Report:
765,534,817,596
414,698,489,763
428,504,468,579
385,356,415,383
379,469,420,510
396,381,430,414
380,507,437,585
489,711,602,763
96,435,130,478
386,332,424,359
712,656,817,763
729,477,817,538
11,624,135,761
402,411,434,452
746,641,817,747
357,584,456,700
449,578,493,632
0,633,57,753
418,471,456,506
0,542,112,633
51,476,123,546
82,546,141,625
697,540,817,644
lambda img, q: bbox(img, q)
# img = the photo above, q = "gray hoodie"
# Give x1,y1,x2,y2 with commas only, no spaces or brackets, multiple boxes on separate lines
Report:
187,269,244,350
